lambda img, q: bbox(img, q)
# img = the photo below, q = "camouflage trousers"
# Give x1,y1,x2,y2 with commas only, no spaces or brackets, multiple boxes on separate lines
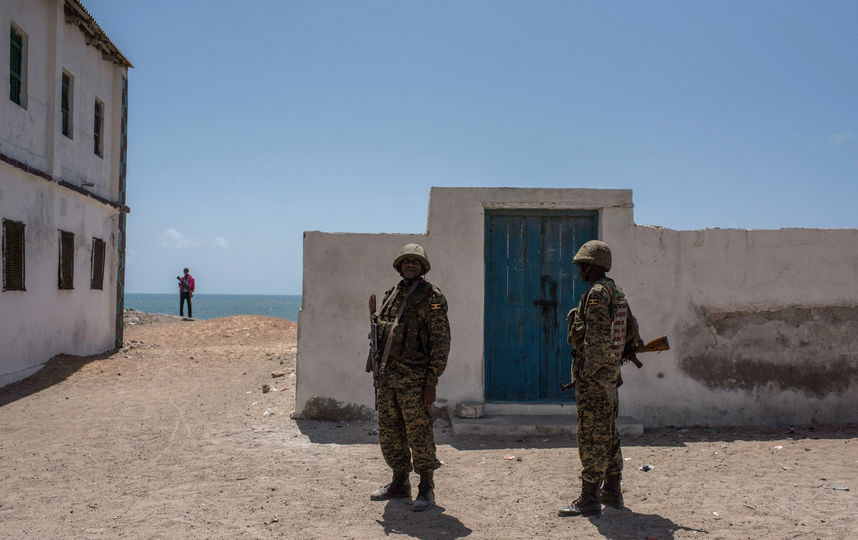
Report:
575,365,623,485
377,383,441,475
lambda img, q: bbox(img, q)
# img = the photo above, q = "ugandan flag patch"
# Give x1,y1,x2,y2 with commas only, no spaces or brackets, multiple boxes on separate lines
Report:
430,303,443,310
587,298,600,306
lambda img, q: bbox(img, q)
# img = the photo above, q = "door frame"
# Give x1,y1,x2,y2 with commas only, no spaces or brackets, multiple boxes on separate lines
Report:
482,208,599,402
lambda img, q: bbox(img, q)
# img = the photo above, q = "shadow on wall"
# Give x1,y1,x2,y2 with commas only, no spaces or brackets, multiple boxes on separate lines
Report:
0,352,111,408
679,305,858,398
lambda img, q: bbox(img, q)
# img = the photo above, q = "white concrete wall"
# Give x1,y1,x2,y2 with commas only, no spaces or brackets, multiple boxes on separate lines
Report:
0,0,127,386
615,225,858,426
296,188,633,419
0,167,118,385
297,187,858,427
57,4,123,198
1,0,56,172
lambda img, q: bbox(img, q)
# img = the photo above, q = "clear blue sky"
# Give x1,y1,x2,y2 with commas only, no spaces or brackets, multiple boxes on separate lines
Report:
83,1,858,295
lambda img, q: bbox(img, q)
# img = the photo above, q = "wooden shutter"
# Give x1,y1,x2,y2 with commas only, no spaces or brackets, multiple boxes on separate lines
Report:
10,27,23,104
90,237,105,289
58,230,74,289
2,220,25,291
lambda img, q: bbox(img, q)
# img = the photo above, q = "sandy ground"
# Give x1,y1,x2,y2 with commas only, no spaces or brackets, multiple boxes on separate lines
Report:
1,313,856,539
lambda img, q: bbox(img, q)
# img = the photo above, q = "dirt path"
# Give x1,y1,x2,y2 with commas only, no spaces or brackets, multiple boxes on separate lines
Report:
1,314,856,539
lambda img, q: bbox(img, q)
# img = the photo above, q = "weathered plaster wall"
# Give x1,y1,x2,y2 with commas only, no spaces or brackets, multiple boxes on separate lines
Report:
0,0,126,386
616,226,858,426
57,6,122,198
297,188,858,427
296,188,633,419
297,232,427,420
0,167,118,386
1,0,55,172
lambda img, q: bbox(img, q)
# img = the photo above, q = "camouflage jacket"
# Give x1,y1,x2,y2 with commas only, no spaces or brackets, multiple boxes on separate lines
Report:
376,278,450,388
567,277,642,381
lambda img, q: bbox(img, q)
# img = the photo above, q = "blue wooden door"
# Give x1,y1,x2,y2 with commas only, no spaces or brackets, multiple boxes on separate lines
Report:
484,210,597,402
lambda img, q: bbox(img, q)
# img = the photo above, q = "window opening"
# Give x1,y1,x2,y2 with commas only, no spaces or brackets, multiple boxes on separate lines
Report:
94,99,103,156
10,26,23,105
58,230,74,289
2,220,25,291
62,72,73,138
91,237,105,289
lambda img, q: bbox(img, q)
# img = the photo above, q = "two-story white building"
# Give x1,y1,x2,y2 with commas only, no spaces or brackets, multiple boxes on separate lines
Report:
0,0,131,386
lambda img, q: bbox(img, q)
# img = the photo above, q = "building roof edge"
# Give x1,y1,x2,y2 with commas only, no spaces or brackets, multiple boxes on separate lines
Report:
64,0,134,69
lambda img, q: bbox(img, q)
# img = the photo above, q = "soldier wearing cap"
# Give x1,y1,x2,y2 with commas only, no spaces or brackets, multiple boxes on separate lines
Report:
559,240,643,517
368,243,451,512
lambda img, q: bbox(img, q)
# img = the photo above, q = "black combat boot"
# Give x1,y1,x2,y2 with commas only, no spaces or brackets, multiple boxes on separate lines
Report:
370,472,411,501
599,473,624,508
558,480,602,517
412,471,435,512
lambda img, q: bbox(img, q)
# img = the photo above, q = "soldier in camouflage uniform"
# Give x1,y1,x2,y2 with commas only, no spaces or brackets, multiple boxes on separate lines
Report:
368,243,451,512
559,240,643,517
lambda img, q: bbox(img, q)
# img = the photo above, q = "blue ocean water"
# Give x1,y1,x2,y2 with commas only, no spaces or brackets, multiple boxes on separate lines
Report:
124,293,302,322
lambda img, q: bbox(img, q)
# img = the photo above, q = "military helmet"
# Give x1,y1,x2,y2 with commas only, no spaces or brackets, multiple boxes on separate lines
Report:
573,240,612,271
393,243,431,274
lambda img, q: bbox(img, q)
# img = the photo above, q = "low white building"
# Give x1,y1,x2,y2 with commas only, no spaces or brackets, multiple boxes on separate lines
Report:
0,0,131,386
297,187,858,427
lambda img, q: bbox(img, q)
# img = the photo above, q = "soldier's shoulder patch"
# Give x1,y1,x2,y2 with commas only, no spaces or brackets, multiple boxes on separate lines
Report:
586,286,609,306
430,303,443,310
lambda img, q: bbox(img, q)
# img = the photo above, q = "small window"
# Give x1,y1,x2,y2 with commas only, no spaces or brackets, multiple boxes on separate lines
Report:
2,219,25,291
93,99,104,156
90,237,105,290
58,230,74,290
10,24,27,107
61,71,74,138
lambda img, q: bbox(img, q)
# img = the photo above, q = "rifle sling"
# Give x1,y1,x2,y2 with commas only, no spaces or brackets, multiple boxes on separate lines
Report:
377,279,422,379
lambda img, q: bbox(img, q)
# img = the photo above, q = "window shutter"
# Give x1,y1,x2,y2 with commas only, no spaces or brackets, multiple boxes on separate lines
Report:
2,220,25,291
90,238,105,289
59,230,74,290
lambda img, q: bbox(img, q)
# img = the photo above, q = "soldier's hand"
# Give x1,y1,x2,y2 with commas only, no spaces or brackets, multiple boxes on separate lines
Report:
422,384,436,409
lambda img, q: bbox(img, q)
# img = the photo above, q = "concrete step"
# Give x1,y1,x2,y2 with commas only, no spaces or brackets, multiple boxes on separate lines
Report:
483,402,576,416
449,413,643,437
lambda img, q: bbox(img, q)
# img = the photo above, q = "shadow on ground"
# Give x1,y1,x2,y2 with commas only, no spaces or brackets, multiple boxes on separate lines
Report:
294,417,858,451
294,418,379,444
0,352,112,408
376,499,472,539
444,423,858,450
584,506,708,539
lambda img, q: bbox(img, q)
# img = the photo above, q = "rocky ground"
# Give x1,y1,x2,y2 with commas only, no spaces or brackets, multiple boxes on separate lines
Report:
0,312,856,539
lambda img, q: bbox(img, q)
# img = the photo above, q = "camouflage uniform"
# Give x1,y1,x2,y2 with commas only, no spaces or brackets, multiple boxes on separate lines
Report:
567,277,642,485
376,278,451,475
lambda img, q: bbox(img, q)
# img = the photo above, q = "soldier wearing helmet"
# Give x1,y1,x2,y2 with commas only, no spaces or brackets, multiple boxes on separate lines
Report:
559,240,643,517
368,243,451,512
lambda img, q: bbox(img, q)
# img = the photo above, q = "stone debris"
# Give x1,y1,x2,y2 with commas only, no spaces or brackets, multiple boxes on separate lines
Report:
271,371,286,378
262,384,271,393
455,401,484,419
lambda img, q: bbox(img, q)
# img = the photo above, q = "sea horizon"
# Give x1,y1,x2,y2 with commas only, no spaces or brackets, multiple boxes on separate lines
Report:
125,293,301,322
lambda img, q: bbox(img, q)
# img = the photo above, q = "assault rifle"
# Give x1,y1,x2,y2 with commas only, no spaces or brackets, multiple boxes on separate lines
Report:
558,336,670,391
177,275,192,297
368,294,380,410
624,335,670,369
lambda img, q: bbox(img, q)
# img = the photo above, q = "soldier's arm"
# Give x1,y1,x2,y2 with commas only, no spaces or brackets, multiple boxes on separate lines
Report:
582,285,613,360
424,291,451,387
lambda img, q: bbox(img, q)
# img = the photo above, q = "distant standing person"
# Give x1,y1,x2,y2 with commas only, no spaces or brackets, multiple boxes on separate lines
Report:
368,244,451,512
177,268,195,319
